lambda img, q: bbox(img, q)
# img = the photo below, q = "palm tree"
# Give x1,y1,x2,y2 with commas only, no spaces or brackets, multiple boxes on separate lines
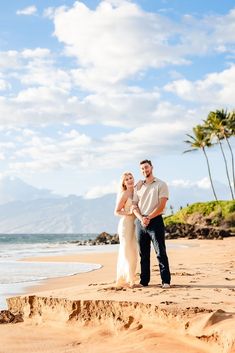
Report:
205,110,234,200
226,110,235,193
184,125,218,201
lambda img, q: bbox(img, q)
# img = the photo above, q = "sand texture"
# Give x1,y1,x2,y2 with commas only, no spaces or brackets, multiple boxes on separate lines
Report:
1,238,235,353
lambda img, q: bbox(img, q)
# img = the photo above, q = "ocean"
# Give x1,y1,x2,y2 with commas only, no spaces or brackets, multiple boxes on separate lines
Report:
0,233,118,310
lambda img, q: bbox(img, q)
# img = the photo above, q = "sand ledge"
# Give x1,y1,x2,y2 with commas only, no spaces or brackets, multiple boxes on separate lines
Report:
7,295,235,353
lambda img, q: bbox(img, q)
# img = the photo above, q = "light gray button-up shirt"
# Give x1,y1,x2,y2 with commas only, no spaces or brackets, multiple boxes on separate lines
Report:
133,177,169,215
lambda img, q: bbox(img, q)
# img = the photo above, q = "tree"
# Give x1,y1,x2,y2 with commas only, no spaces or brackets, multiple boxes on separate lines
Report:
226,110,235,193
184,125,218,201
205,109,234,200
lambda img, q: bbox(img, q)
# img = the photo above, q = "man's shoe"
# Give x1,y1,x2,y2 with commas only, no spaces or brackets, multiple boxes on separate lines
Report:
133,283,148,288
162,283,170,288
132,283,143,288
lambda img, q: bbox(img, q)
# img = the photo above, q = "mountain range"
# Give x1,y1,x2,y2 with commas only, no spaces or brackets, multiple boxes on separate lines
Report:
0,176,230,233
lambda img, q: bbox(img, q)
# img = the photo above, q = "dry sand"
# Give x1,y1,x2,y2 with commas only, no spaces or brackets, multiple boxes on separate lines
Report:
1,238,235,353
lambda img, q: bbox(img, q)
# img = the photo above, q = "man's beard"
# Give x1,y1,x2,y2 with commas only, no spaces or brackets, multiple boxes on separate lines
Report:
145,172,151,178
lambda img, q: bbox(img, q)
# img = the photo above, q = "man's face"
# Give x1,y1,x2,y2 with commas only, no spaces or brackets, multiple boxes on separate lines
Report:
140,163,153,178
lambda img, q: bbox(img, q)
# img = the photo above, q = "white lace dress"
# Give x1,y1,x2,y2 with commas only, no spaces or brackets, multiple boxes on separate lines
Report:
116,198,138,287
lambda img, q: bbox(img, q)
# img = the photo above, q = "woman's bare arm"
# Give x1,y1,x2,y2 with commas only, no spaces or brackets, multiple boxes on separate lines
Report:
114,191,132,216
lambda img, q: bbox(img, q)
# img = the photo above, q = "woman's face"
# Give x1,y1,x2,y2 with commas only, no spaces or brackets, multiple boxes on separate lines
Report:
124,174,134,188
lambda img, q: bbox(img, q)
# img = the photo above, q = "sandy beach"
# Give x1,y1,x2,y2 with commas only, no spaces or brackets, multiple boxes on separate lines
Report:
1,238,235,353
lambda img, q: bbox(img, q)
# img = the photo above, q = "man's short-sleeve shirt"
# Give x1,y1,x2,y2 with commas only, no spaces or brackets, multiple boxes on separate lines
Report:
133,177,169,215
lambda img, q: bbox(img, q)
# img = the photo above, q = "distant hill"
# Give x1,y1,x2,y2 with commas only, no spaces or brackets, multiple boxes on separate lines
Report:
0,194,118,234
0,176,231,234
0,176,60,205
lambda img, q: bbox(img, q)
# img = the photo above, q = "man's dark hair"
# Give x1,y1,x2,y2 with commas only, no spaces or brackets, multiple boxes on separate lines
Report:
140,159,152,166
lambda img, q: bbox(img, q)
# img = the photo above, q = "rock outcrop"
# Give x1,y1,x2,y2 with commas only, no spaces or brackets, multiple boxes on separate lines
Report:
165,224,232,239
0,310,23,324
72,226,232,246
72,232,119,245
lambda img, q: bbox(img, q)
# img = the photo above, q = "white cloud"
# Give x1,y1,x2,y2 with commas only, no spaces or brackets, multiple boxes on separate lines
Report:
70,87,161,127
169,177,211,189
43,7,56,19
21,48,51,59
20,65,72,92
207,9,235,52
50,1,235,93
0,141,15,149
52,1,186,90
164,64,235,106
196,177,211,189
0,78,10,91
8,128,92,173
0,141,16,161
16,6,37,16
104,103,197,147
1,98,201,174
0,49,51,72
84,180,119,199
0,51,20,70
2,1,235,180
2,3,235,130
14,86,64,103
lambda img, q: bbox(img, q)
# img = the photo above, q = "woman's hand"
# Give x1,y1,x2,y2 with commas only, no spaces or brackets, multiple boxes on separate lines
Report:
130,205,137,214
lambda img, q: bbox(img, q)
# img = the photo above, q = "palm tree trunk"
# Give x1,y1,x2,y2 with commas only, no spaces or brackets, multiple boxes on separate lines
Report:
225,136,235,195
218,139,234,199
202,147,218,201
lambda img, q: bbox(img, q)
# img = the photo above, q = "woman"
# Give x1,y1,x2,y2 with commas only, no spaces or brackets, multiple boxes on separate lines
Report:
114,172,138,288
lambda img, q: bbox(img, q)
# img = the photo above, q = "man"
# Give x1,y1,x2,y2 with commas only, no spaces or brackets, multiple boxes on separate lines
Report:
132,159,171,288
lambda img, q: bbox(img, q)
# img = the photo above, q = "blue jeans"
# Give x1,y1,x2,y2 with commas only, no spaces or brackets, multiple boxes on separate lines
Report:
135,215,171,285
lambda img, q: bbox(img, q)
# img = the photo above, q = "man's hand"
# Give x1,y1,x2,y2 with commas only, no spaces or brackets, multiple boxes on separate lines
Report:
141,216,150,227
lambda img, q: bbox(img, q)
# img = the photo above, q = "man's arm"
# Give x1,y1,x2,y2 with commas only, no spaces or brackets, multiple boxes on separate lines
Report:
132,203,151,227
146,197,168,220
132,186,150,226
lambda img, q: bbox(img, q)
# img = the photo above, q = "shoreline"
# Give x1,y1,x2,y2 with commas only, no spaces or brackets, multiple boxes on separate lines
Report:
1,238,235,353
1,240,192,308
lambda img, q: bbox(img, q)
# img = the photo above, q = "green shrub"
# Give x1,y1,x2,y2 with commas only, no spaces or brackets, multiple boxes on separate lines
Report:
224,212,235,227
165,200,235,226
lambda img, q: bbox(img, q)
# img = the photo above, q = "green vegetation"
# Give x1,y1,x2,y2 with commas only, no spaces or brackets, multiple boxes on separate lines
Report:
165,200,235,228
184,109,235,201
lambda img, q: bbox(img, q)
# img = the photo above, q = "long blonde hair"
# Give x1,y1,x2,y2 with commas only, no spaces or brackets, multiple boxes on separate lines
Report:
119,172,134,192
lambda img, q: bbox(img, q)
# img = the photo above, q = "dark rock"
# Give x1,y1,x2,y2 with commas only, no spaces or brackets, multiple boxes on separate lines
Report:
75,232,120,246
165,223,232,240
0,310,23,324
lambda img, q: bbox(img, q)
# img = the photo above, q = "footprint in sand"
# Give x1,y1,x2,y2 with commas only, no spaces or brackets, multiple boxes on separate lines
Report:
70,341,81,347
98,286,124,292
148,293,160,297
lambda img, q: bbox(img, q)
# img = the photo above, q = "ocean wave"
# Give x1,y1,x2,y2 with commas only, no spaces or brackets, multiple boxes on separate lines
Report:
0,261,101,284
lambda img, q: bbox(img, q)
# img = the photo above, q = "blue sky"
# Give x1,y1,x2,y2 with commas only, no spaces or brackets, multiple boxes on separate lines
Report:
0,0,235,200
